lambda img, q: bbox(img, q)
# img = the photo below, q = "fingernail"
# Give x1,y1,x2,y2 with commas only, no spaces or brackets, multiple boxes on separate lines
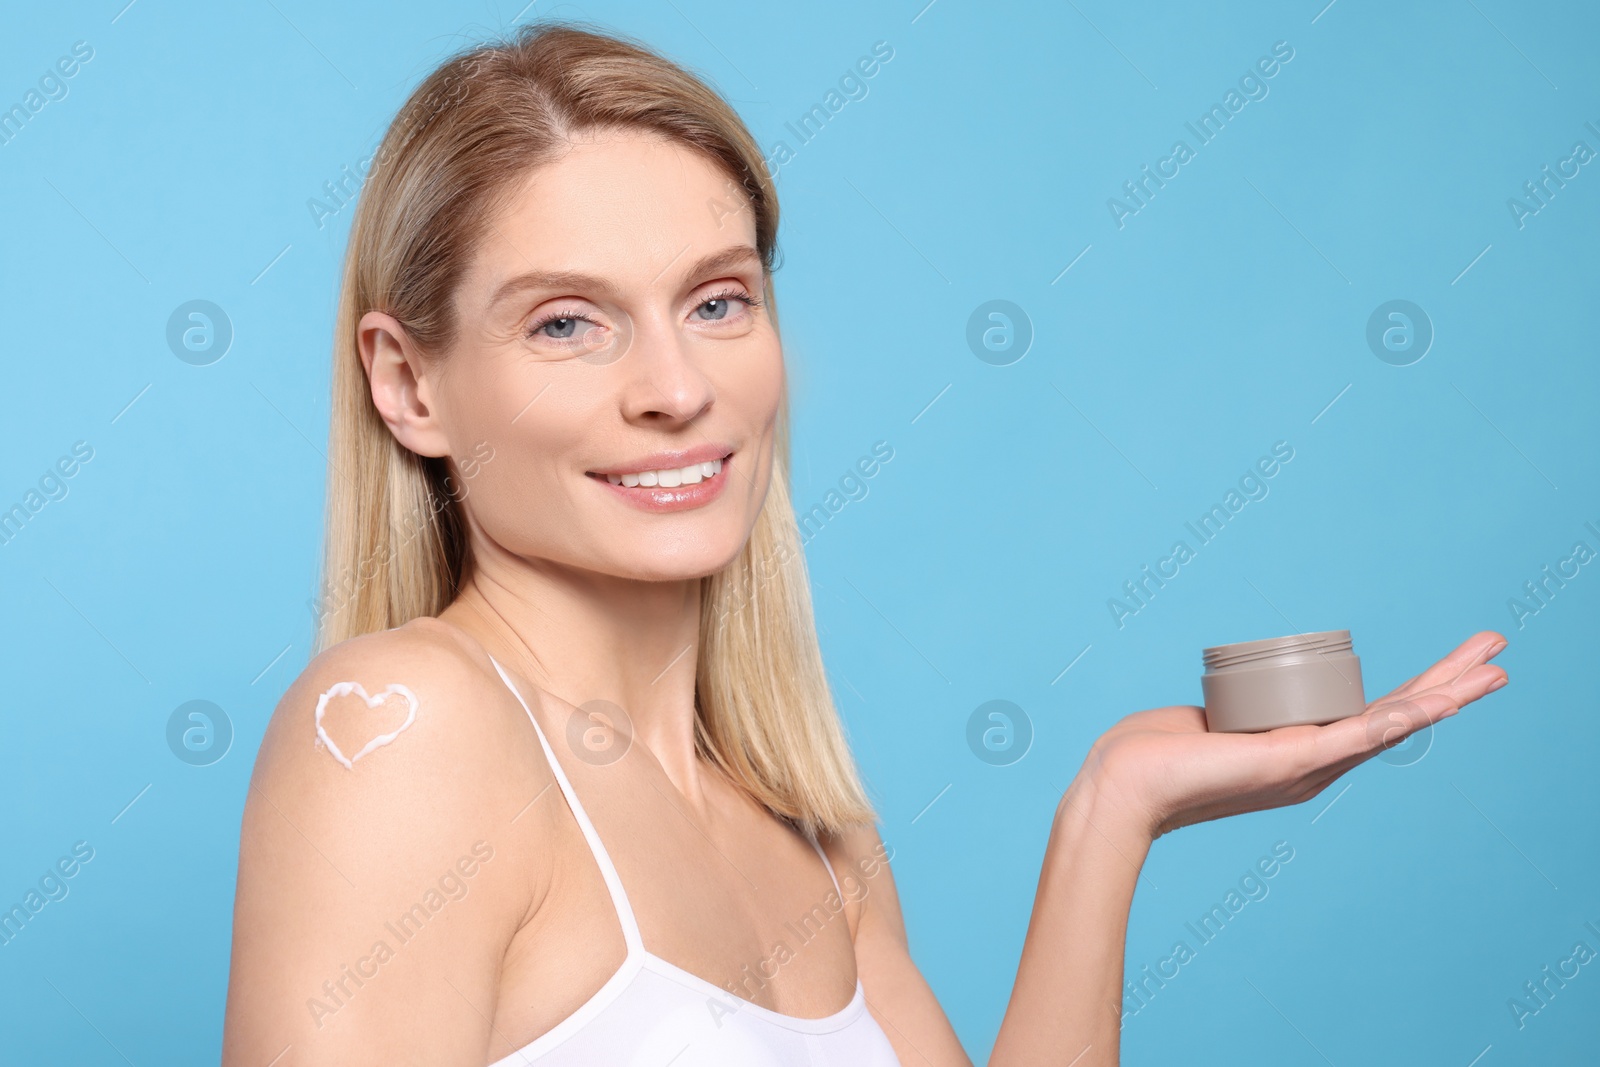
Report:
1488,675,1509,692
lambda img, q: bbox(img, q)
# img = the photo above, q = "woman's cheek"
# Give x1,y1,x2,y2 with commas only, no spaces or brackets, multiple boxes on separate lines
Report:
743,338,786,423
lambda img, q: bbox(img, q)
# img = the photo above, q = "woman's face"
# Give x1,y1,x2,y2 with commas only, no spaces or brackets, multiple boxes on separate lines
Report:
361,131,783,582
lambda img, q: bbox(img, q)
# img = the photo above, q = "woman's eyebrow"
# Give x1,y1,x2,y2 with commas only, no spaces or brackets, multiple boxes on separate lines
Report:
484,244,762,312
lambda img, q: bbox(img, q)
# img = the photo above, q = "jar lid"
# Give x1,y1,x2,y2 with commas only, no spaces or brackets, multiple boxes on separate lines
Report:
1202,629,1352,671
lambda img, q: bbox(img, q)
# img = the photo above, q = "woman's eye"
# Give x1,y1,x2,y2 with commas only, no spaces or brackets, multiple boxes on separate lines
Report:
692,289,757,323
524,311,599,344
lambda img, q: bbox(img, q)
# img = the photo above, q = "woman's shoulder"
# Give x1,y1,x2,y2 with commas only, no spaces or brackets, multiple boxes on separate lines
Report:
258,617,527,769
815,820,899,944
245,616,560,865
228,618,557,1054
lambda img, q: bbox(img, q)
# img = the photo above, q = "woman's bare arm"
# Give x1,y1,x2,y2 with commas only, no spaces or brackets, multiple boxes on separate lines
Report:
222,626,550,1066
826,823,975,1066
988,768,1148,1064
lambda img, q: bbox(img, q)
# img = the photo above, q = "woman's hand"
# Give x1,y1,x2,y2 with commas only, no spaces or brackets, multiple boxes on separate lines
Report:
993,631,1508,1066
1077,630,1509,841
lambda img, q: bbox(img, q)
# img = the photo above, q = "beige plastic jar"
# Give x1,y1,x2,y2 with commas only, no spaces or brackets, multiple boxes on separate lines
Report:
1201,629,1367,733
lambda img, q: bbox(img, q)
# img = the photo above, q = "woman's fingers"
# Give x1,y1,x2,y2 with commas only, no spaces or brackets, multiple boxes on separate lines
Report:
1390,659,1507,717
1295,689,1467,803
1382,630,1507,703
1289,660,1507,777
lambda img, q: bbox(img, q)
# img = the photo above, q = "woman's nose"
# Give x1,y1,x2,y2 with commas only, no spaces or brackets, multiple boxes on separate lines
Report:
619,317,715,424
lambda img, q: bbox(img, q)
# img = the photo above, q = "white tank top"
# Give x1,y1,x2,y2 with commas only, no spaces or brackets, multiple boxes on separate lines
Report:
486,654,903,1066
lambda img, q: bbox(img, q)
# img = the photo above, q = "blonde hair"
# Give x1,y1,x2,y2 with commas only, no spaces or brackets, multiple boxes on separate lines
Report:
313,21,876,837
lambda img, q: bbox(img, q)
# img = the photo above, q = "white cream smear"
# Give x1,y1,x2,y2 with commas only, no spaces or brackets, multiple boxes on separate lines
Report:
314,681,420,769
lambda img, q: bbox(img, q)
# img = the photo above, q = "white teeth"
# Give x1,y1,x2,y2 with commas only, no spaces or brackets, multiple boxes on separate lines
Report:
600,456,724,489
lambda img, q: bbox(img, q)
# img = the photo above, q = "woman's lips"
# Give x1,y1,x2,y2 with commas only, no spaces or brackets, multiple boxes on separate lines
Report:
586,452,733,513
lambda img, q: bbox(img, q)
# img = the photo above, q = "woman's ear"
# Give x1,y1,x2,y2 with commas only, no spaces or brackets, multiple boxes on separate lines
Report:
357,310,452,458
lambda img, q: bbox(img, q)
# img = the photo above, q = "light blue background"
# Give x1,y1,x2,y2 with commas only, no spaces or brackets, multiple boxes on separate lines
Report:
1,1,1596,1063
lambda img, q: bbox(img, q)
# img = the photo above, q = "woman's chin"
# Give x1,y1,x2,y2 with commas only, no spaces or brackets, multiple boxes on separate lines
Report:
599,537,750,584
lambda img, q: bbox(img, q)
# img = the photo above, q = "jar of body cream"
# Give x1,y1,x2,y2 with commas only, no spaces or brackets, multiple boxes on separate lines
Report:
1201,629,1366,733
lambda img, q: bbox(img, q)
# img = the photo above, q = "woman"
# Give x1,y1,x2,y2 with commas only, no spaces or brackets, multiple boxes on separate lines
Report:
222,21,1508,1066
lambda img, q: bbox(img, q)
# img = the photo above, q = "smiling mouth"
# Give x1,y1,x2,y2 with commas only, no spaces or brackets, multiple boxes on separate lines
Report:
586,453,732,489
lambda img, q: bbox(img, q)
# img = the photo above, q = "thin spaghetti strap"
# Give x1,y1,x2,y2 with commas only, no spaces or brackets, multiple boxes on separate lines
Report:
804,831,844,899
487,654,644,955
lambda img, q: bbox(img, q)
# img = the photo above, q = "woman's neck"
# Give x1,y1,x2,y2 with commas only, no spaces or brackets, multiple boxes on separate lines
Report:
440,550,710,798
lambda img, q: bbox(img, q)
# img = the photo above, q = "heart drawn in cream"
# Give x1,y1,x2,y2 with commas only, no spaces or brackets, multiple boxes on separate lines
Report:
314,682,419,770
